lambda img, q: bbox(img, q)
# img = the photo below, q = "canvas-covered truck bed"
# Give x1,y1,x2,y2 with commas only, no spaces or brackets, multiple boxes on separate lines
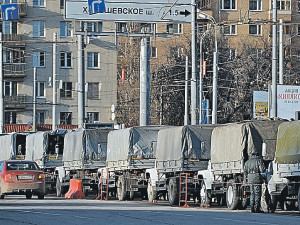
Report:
0,133,28,160
106,126,164,171
63,128,111,170
275,121,300,177
25,130,68,169
156,125,215,173
211,120,283,175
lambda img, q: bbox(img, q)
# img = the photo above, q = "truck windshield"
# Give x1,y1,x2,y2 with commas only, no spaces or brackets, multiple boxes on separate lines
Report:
6,162,39,171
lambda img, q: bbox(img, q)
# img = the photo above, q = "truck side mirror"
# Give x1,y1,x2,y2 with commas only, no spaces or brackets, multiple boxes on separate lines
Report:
262,143,267,157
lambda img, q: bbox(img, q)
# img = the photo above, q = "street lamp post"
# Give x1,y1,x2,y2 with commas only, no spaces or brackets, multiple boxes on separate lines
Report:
199,13,218,124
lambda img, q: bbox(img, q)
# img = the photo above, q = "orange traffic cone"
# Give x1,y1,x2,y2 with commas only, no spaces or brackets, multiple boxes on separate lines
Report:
65,179,86,199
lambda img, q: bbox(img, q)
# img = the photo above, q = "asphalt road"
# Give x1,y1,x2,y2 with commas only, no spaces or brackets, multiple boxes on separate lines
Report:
0,195,300,225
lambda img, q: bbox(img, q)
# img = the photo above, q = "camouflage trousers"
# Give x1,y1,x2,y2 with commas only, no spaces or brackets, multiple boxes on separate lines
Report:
249,184,262,212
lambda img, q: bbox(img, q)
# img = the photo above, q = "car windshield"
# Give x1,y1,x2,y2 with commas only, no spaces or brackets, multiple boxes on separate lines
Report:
6,162,39,171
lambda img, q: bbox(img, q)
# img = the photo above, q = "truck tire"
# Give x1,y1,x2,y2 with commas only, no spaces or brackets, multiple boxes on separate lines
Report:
37,193,45,199
168,178,179,205
226,181,239,210
117,177,127,201
147,178,157,203
200,181,211,206
298,186,300,212
0,195,4,199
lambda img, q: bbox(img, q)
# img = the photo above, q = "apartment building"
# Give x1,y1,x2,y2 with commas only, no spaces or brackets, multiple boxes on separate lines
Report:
2,0,117,127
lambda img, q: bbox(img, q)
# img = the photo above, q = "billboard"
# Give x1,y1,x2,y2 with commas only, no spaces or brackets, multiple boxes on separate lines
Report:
253,85,300,120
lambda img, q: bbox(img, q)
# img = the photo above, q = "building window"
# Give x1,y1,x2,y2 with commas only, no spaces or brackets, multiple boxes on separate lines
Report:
60,0,64,8
199,0,212,8
87,112,99,123
60,82,72,98
3,49,25,63
174,24,183,34
3,21,17,35
33,0,45,7
118,23,127,32
87,22,102,32
87,52,100,69
167,23,174,33
0,0,18,3
249,0,261,10
275,0,291,10
225,48,236,60
249,25,261,35
33,51,45,67
150,46,157,58
5,112,16,124
198,24,207,34
33,21,45,37
4,81,17,96
60,112,72,125
37,112,45,124
220,0,236,10
140,23,155,33
60,52,72,68
87,83,99,99
36,82,45,97
222,25,236,35
60,21,72,37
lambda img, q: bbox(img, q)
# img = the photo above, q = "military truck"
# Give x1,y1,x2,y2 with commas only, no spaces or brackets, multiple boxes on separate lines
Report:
25,129,68,192
56,128,111,197
99,126,167,200
0,132,28,160
198,120,283,210
146,125,216,205
267,121,300,212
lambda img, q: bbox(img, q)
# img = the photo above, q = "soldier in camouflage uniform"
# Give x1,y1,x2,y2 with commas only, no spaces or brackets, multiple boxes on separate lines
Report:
244,152,266,213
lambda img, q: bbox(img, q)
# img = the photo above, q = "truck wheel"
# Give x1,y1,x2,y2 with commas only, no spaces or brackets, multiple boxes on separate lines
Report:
0,195,4,199
117,177,127,201
147,178,157,203
200,181,211,206
226,182,239,210
168,178,179,205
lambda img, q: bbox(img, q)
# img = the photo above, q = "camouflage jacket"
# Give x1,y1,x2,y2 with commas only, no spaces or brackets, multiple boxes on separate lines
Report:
244,156,266,184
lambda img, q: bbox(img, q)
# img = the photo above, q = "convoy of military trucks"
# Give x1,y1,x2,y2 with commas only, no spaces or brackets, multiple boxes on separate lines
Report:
1,119,300,213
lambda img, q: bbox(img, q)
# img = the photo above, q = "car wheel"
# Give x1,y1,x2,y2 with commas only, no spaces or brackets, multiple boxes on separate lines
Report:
168,178,179,205
37,193,45,199
26,193,32,199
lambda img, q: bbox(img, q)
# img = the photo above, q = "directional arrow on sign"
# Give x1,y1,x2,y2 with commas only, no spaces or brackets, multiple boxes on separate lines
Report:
180,9,191,17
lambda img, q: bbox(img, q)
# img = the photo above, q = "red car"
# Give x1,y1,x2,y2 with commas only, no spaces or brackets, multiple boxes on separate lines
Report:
0,160,45,199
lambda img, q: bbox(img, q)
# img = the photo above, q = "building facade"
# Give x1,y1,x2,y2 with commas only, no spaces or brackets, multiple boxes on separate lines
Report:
2,0,117,128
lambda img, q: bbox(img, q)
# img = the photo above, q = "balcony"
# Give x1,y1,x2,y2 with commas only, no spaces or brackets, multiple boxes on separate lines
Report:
3,63,26,78
5,95,27,109
2,34,25,43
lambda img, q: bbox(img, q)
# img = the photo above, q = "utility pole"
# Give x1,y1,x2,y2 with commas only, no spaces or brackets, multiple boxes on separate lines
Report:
0,33,4,133
271,0,278,118
191,0,198,125
212,23,218,124
139,36,150,126
77,33,85,128
184,56,189,125
52,33,57,130
279,19,284,85
33,67,37,131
